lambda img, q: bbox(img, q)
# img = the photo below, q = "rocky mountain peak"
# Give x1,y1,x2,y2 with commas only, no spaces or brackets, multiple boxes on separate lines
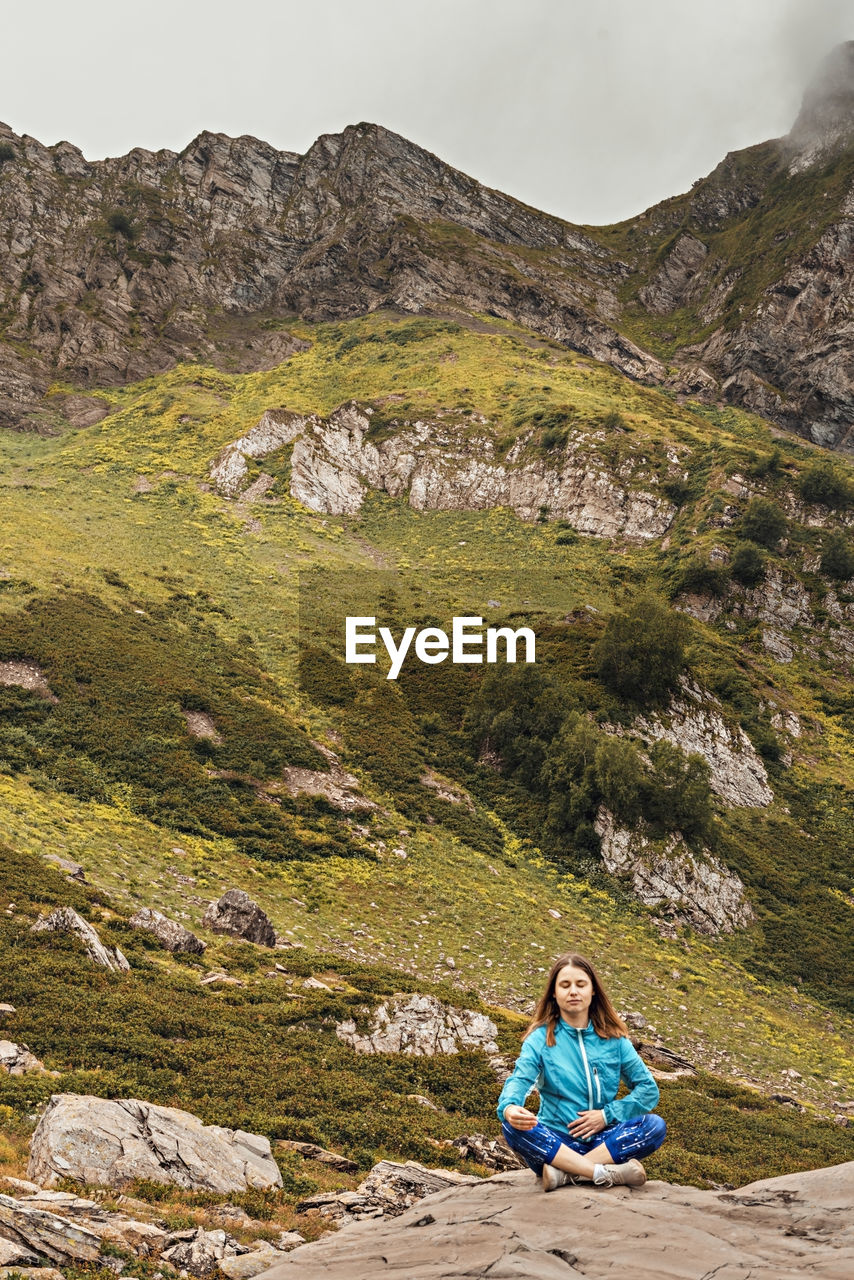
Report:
786,40,854,173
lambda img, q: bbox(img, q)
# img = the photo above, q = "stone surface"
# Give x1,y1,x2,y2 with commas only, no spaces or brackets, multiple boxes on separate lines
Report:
30,908,130,972
0,1041,45,1075
0,1238,41,1267
219,1243,287,1279
202,890,276,947
335,994,499,1056
27,1094,282,1192
0,1269,66,1280
128,907,206,955
595,807,754,934
251,1161,854,1279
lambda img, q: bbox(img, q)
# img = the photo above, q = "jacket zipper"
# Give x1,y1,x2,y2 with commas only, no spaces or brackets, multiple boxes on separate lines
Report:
575,1027,594,1109
593,1066,602,1105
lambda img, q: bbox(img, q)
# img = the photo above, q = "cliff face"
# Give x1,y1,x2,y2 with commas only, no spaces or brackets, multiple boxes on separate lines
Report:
1,42,853,447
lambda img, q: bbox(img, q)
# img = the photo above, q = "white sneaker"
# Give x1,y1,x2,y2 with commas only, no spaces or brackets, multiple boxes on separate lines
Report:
593,1159,647,1188
542,1164,576,1192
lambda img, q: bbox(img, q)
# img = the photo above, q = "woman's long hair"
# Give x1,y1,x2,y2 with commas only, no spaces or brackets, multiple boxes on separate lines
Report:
524,952,628,1046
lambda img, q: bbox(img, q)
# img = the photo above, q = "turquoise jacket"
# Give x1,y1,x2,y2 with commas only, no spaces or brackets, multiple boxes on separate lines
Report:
496,1019,660,1129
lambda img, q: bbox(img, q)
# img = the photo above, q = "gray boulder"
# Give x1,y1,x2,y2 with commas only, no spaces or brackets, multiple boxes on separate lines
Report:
30,908,130,972
27,1094,282,1192
129,907,206,955
0,1042,44,1075
202,890,276,947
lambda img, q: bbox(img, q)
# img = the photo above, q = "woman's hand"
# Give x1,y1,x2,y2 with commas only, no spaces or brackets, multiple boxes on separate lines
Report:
503,1105,538,1130
567,1109,606,1140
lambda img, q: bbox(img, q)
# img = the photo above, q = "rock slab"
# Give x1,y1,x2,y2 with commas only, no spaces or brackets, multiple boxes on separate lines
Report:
27,1094,282,1192
252,1161,854,1280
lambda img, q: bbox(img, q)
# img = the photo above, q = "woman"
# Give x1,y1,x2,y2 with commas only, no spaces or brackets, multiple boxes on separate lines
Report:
498,951,666,1191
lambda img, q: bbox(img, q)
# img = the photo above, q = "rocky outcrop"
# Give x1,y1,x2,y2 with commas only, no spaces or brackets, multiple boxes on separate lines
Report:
335,994,499,1056
30,908,130,972
214,403,676,538
0,1042,45,1075
636,684,773,808
0,1193,103,1264
129,907,206,954
297,1160,478,1227
202,889,276,947
27,1094,282,1192
594,807,754,934
162,1227,247,1276
252,1161,854,1280
210,410,313,497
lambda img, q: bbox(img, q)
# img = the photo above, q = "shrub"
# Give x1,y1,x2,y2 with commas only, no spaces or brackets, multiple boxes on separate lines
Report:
799,461,853,509
106,210,135,239
602,411,626,430
594,596,688,706
674,558,729,598
739,497,787,549
730,542,765,587
820,530,854,582
0,141,15,165
746,448,782,478
662,479,694,507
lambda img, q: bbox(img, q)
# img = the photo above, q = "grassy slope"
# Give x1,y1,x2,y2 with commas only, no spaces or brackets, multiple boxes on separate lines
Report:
1,313,853,1207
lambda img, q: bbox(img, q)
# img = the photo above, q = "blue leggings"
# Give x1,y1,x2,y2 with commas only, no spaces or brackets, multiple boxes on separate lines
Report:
502,1113,666,1175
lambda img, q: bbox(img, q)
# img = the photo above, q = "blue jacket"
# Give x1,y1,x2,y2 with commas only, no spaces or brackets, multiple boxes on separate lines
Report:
496,1019,660,1129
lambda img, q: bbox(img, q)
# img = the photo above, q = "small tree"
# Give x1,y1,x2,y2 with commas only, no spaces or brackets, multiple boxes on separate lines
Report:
730,542,765,587
821,530,854,582
594,595,688,707
739,497,787,549
799,460,853,509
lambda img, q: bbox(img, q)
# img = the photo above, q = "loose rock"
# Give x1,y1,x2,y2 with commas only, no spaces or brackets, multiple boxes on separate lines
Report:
202,890,276,947
0,1042,45,1075
129,907,206,955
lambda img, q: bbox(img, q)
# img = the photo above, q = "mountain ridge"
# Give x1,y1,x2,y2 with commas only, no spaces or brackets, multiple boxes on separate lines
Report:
1,42,853,448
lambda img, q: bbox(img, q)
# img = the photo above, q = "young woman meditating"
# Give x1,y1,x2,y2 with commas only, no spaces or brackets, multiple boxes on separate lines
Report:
497,951,666,1190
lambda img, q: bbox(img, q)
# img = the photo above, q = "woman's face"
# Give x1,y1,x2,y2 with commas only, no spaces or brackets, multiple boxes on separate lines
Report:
553,963,594,1022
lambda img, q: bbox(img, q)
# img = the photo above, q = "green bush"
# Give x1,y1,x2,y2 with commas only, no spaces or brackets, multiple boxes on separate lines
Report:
0,141,15,165
593,596,688,706
673,558,729,598
730,542,765,587
739,497,787,549
799,460,853,509
820,530,854,582
106,210,135,239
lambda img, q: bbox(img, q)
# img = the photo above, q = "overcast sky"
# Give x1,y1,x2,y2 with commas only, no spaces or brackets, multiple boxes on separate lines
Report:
2,0,851,224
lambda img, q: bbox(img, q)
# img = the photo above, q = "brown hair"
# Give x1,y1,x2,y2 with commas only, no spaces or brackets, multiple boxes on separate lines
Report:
524,951,628,1046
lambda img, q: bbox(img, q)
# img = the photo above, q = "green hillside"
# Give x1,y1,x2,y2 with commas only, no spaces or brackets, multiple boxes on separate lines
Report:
1,311,853,1208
